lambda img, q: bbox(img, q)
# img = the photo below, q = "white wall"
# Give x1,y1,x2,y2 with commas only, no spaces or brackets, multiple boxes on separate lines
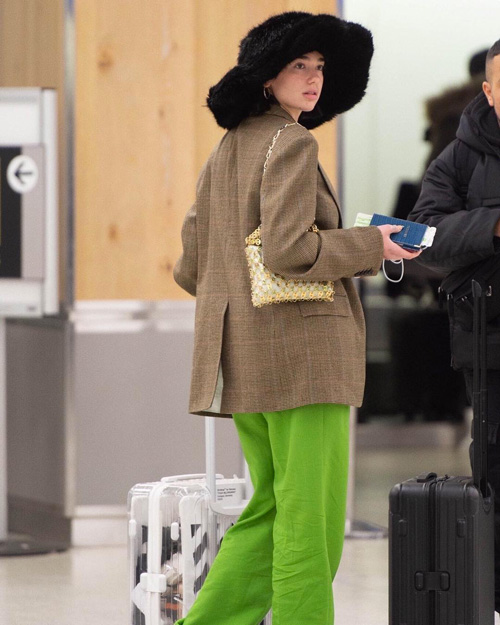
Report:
342,0,500,226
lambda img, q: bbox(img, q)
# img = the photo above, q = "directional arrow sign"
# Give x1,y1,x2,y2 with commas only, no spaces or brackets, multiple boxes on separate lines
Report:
6,155,39,194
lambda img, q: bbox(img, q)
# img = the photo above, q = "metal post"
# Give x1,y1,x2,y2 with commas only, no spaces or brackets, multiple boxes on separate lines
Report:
205,417,216,500
205,417,218,565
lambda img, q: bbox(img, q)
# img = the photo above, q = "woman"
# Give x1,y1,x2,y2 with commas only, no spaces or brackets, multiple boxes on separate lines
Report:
174,11,419,625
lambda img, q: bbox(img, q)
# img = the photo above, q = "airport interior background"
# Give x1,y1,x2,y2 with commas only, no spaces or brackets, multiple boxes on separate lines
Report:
1,0,500,623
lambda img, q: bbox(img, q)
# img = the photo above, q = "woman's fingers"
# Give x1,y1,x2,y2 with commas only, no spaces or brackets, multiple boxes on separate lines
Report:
376,224,422,260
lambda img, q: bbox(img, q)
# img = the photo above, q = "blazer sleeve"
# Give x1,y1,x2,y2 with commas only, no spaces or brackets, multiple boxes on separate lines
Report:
173,202,197,296
260,125,383,282
408,141,500,272
173,162,211,297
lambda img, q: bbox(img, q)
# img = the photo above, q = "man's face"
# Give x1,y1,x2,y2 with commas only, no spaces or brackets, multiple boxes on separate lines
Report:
483,54,500,124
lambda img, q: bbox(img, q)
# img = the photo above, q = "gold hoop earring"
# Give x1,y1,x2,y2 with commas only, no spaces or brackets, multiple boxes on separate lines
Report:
263,86,271,100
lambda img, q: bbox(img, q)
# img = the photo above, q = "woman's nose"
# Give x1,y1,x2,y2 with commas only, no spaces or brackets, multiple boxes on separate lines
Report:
307,69,322,82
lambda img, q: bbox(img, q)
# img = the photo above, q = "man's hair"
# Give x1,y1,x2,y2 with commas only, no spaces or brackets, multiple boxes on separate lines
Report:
486,39,500,81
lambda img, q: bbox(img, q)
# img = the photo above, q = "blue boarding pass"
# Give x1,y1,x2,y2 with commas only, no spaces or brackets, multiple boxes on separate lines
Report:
354,213,436,251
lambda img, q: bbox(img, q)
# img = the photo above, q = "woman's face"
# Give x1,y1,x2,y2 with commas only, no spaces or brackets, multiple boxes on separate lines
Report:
264,51,324,121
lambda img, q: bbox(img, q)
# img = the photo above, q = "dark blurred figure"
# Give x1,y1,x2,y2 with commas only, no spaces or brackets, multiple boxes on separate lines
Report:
469,47,489,78
387,48,487,295
423,49,487,169
381,51,488,423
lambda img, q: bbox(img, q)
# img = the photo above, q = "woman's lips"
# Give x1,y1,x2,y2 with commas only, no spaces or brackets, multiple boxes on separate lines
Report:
303,91,318,100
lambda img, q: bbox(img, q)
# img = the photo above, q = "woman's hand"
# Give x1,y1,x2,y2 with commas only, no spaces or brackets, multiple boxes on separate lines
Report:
377,225,422,261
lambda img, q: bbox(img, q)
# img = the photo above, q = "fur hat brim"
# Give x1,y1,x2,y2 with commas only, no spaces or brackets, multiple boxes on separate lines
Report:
207,12,374,130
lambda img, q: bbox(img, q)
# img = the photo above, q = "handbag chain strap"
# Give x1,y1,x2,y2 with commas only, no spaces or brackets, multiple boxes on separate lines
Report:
248,121,316,247
246,222,319,247
263,123,297,175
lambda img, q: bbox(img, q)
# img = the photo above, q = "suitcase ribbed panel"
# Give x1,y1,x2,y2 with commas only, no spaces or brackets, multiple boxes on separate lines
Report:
128,478,272,625
390,475,494,625
128,417,273,624
129,479,244,625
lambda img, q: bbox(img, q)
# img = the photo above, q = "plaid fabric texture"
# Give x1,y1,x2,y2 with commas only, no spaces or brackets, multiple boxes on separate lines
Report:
174,105,383,416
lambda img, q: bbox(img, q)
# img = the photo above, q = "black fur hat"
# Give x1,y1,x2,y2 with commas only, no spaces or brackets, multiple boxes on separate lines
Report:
207,12,374,130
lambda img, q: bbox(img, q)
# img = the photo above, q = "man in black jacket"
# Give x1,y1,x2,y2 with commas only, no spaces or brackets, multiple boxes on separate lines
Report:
409,39,500,612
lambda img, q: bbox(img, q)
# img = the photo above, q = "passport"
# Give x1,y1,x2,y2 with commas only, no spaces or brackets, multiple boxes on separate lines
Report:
354,213,436,251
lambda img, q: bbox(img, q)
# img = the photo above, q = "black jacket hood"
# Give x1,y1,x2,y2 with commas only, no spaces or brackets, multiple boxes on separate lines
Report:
457,92,500,156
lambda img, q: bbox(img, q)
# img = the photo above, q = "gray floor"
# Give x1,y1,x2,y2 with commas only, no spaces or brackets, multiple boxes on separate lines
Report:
0,427,498,625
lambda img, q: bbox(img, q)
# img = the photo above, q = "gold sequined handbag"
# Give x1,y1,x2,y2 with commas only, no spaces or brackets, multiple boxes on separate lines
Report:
245,123,335,308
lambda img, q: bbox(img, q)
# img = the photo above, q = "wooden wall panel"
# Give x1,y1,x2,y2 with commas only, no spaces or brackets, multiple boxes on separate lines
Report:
75,0,197,300
0,0,67,303
75,0,337,300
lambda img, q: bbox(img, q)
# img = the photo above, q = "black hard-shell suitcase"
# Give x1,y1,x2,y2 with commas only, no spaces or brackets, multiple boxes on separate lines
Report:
389,280,495,625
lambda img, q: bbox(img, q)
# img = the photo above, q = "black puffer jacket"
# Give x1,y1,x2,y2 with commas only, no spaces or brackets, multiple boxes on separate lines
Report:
409,93,500,272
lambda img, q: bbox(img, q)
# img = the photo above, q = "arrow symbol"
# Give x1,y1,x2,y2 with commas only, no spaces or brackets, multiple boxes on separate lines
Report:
14,162,35,185
7,155,39,194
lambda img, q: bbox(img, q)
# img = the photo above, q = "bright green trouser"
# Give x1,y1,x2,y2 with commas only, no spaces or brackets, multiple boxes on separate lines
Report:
175,403,350,625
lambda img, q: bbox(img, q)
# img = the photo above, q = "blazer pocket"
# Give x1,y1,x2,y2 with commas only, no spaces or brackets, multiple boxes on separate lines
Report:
298,295,352,317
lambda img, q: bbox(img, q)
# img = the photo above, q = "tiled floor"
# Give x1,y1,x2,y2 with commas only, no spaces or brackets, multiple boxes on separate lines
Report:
0,433,498,625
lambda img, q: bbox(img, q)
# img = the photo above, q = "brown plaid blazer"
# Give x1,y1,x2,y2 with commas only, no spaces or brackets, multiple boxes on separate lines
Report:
174,105,383,417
